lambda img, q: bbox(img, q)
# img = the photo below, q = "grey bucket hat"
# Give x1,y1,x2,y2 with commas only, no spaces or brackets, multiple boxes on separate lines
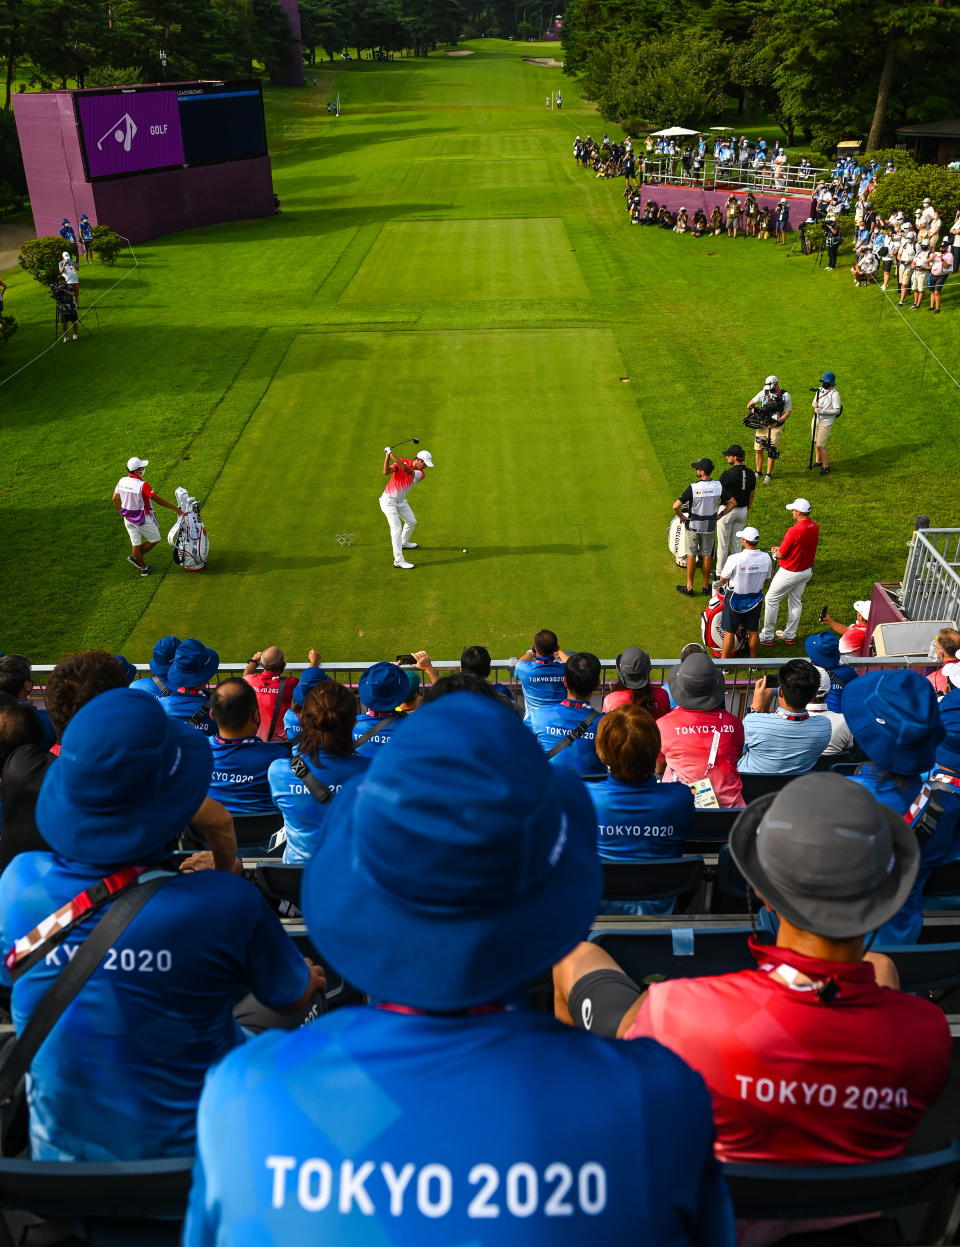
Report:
616,646,651,689
729,773,919,938
668,652,725,711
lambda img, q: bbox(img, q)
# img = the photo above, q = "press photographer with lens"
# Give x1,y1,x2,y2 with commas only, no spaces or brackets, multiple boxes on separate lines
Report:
744,375,791,485
50,278,79,343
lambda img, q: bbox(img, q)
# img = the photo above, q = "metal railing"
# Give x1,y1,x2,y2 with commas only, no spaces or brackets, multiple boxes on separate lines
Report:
901,528,960,624
638,158,828,197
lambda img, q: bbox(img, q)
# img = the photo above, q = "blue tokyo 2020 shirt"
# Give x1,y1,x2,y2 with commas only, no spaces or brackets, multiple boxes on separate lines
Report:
515,656,567,727
185,1005,732,1247
589,776,695,915
0,854,309,1162
352,711,406,759
208,735,291,816
533,700,605,778
160,691,216,735
130,675,169,700
269,750,370,863
283,707,300,739
825,666,857,714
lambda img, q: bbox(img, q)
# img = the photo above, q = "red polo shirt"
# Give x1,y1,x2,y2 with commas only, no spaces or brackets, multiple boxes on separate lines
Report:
777,517,819,572
625,939,951,1164
244,672,297,741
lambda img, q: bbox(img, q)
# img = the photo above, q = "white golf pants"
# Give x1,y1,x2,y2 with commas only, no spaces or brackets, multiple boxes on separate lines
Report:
760,567,813,641
715,506,748,575
380,495,416,562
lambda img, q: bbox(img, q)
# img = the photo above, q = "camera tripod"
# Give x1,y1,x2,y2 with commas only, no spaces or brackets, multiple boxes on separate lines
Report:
53,300,95,343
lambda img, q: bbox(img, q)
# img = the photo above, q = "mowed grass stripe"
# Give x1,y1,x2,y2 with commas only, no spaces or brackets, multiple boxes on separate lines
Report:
126,328,699,659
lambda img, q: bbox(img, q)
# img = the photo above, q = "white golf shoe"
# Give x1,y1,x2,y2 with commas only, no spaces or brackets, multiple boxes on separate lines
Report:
394,559,415,570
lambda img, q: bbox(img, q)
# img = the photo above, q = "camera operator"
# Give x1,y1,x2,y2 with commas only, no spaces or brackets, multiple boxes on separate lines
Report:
50,278,79,343
672,458,722,598
810,370,842,475
746,375,792,484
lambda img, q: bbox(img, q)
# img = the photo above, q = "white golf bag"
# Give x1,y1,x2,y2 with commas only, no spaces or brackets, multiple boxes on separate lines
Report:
168,487,209,571
667,516,687,568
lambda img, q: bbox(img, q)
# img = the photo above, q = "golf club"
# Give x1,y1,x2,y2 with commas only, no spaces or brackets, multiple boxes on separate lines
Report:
385,437,420,452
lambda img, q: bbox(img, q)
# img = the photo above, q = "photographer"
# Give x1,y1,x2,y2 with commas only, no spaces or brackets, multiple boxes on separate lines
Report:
50,278,79,343
672,458,722,598
746,375,791,484
810,370,842,475
823,217,841,270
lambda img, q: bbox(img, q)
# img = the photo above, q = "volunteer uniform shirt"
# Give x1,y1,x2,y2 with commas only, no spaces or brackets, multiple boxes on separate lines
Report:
184,1006,733,1247
776,517,819,572
0,855,309,1162
244,672,298,740
129,675,170,700
515,655,567,727
208,735,290,816
738,709,832,775
625,939,951,1164
678,479,723,532
534,699,604,777
269,751,370,864
381,459,423,503
590,776,694,859
824,665,857,715
601,685,670,718
657,707,745,808
160,691,216,735
352,711,406,759
283,707,300,738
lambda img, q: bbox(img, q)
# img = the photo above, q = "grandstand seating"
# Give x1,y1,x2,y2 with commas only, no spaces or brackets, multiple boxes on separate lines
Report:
600,857,704,910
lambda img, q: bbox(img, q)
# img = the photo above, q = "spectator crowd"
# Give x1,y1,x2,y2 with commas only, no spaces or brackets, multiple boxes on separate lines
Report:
0,627,958,1245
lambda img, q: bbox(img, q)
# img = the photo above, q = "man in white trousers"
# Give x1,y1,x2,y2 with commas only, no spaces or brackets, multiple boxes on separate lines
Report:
380,447,434,569
760,498,820,646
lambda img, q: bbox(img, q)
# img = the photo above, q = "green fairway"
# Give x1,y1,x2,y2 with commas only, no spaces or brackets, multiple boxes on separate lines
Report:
1,42,958,662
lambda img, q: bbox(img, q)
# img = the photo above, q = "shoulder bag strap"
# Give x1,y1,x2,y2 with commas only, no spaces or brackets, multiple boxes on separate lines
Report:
151,676,170,696
547,710,600,759
290,753,332,805
0,873,173,1107
354,714,398,750
189,702,211,727
265,679,286,741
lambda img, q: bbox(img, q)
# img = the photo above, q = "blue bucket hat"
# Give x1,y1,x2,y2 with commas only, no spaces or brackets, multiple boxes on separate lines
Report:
112,655,137,685
36,688,213,867
167,638,219,691
302,694,601,1011
804,630,841,669
291,665,330,707
937,689,960,771
359,662,410,712
149,635,181,679
843,670,944,775
819,371,836,385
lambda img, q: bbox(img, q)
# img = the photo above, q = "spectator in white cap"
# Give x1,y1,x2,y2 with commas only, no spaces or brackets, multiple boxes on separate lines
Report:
822,600,871,655
58,251,80,304
716,526,771,658
760,498,819,647
111,457,181,577
805,662,854,755
379,447,434,570
746,375,791,485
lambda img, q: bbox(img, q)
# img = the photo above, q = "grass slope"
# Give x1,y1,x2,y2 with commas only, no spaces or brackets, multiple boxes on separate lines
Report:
1,43,957,662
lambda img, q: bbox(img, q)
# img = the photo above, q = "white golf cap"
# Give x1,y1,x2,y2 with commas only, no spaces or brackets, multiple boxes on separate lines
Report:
764,375,778,386
62,251,70,259
785,498,811,513
923,197,931,204
811,663,831,698
417,450,434,468
736,526,760,542
853,600,871,618
127,456,149,472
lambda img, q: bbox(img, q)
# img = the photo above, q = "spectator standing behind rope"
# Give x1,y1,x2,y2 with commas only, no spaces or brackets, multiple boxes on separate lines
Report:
810,370,842,475
759,499,819,646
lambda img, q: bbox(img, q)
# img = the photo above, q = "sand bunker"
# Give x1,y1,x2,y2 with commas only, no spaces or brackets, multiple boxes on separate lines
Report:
446,49,474,56
523,57,562,67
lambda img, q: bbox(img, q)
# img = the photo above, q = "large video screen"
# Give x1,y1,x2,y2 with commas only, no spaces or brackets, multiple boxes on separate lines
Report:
75,81,267,181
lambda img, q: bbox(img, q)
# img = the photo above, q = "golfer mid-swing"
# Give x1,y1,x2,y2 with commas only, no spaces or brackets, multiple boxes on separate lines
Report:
380,446,434,570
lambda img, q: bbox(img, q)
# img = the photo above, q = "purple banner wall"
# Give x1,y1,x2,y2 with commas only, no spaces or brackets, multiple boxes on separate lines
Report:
637,184,806,231
270,0,306,88
76,90,184,178
14,89,274,245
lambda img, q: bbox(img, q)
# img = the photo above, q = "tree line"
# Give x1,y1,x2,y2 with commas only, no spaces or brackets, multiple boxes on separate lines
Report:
561,0,960,153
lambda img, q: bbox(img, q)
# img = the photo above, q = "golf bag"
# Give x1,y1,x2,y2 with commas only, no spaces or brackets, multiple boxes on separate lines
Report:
168,487,209,571
701,590,747,658
667,516,687,568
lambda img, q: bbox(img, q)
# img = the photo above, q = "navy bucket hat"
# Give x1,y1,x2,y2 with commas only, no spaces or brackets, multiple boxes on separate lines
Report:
804,630,841,669
843,669,944,775
358,662,409,712
291,665,330,707
167,638,219,691
302,693,602,1011
112,655,137,685
149,635,181,679
37,688,213,867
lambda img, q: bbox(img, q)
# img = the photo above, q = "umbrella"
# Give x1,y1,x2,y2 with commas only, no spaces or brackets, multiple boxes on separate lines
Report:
650,126,700,137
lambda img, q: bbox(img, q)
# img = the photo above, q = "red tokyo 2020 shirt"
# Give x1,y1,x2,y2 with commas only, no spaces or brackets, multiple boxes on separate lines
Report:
626,939,951,1164
657,706,745,808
